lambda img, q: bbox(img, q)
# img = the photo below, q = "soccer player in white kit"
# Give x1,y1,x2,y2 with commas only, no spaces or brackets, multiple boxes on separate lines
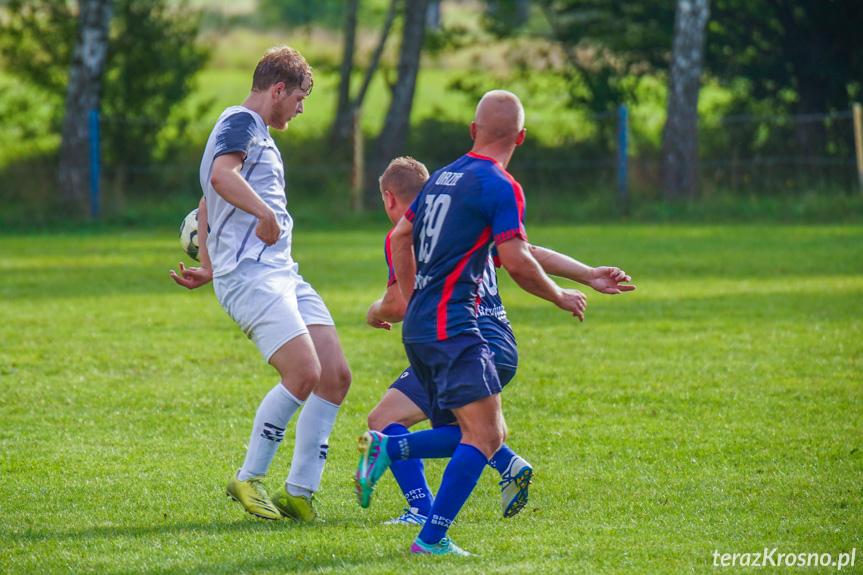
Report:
170,46,351,521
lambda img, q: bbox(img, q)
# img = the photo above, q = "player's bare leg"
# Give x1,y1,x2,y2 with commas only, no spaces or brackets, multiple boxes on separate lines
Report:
269,332,323,401
271,325,351,521
367,388,427,431
306,324,352,405
453,394,506,459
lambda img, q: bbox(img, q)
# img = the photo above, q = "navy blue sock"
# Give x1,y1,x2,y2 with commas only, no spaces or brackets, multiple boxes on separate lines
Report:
418,443,488,545
385,425,462,461
488,443,517,474
381,423,434,515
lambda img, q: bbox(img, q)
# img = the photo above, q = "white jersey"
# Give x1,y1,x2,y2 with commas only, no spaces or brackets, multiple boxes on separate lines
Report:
200,105,296,278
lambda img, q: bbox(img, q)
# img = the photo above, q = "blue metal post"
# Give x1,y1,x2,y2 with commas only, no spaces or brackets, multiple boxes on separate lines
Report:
89,108,101,219
617,104,629,216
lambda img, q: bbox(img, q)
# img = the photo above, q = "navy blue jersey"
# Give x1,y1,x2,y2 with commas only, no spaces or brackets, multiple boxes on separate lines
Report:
478,250,506,324
478,251,518,370
402,152,527,343
387,230,518,369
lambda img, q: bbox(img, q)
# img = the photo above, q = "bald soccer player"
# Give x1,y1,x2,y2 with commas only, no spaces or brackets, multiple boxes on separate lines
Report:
355,91,608,556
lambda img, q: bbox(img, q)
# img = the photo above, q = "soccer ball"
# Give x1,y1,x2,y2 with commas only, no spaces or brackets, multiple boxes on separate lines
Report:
178,208,201,262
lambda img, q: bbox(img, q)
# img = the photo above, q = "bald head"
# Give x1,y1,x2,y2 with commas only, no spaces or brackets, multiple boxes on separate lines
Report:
473,90,525,143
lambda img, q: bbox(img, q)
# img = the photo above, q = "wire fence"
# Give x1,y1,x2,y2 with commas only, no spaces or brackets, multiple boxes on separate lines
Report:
1,106,861,224
506,106,859,206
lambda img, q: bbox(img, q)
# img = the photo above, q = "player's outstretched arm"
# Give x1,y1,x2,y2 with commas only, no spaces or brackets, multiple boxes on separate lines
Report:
389,216,416,304
497,237,587,321
210,152,280,246
586,266,635,294
366,283,407,330
170,196,214,290
529,245,635,295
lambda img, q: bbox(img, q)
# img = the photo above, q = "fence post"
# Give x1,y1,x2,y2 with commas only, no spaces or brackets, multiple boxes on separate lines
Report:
853,103,863,195
617,104,629,216
350,107,364,212
89,108,101,219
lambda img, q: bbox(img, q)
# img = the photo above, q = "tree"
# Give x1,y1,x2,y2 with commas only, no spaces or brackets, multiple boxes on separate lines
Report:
365,0,429,206
707,0,863,114
332,0,360,145
0,0,209,218
706,0,863,154
485,0,531,32
0,1,76,98
661,0,710,199
531,0,676,113
101,0,209,177
484,0,862,199
332,0,400,146
257,0,346,29
58,0,113,218
426,1,441,30
332,0,402,211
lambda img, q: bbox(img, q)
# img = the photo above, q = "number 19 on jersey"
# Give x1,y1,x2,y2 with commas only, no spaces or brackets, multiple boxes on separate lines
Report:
416,194,451,263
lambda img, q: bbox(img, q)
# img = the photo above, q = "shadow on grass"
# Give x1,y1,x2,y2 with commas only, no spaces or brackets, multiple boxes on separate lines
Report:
6,517,432,574
6,513,362,544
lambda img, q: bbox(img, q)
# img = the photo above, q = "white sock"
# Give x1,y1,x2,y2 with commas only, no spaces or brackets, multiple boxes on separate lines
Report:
286,393,340,496
237,384,304,481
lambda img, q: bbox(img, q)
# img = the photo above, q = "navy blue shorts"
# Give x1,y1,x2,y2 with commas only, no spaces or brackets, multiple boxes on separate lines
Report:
403,332,504,427
389,366,436,423
390,363,516,427
478,316,518,371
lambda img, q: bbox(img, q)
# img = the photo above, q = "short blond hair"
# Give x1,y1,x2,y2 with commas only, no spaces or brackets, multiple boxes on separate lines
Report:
251,45,314,94
379,157,429,202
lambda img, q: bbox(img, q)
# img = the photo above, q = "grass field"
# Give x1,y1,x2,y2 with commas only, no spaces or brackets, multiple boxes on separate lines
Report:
1,224,862,574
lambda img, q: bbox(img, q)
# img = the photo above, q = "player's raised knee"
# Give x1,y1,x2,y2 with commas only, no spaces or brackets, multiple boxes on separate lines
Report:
366,403,398,431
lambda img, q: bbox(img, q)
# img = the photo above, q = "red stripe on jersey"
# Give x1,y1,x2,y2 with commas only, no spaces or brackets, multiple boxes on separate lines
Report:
404,207,416,222
466,152,528,244
385,228,397,287
466,151,495,162
437,227,492,340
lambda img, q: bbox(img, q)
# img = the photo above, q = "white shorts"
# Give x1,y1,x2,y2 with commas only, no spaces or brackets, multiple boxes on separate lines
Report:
213,259,334,361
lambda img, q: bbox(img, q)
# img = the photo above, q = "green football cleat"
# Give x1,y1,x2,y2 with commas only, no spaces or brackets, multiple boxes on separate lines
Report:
409,536,473,556
225,470,281,520
354,430,392,508
271,484,318,522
